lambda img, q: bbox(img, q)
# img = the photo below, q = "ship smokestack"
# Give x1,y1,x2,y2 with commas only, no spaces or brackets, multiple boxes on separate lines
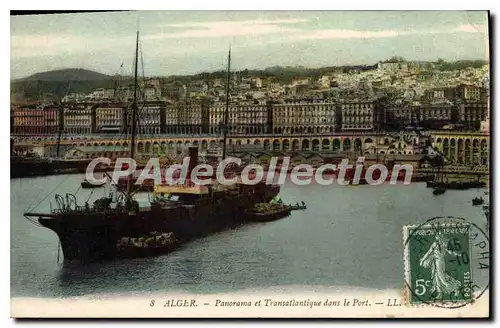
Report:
187,146,198,181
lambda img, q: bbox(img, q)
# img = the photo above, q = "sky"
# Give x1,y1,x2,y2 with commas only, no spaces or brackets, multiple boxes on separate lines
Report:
10,11,489,79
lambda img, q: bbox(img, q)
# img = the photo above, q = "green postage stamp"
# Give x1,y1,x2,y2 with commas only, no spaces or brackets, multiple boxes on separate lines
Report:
403,216,489,307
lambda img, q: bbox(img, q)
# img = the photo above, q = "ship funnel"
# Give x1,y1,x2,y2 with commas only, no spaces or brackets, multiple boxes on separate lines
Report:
187,146,198,178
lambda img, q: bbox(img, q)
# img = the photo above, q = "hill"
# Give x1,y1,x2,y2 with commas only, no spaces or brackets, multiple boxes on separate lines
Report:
19,68,112,82
11,69,126,102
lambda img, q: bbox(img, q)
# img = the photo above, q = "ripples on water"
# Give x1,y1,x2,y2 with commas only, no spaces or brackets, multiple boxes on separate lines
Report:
10,174,488,298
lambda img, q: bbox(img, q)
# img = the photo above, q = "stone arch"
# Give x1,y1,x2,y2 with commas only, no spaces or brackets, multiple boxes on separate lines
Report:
209,140,216,148
254,139,261,146
302,139,310,150
322,138,330,151
263,139,270,150
354,138,362,151
457,139,464,164
443,138,449,158
343,138,351,150
272,139,280,150
160,142,167,154
464,138,471,164
480,139,487,150
137,142,144,153
201,140,207,150
283,139,290,151
312,139,320,151
333,139,341,150
480,139,488,165
152,142,160,155
449,138,456,162
292,139,299,150
145,142,151,153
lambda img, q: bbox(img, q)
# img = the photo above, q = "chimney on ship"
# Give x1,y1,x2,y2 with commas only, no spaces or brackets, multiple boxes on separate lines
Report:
187,146,198,180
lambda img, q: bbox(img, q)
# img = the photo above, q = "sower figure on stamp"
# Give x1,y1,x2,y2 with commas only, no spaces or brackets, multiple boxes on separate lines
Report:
419,233,462,299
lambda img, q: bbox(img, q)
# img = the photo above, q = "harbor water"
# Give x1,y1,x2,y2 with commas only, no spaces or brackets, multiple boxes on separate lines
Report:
10,174,488,298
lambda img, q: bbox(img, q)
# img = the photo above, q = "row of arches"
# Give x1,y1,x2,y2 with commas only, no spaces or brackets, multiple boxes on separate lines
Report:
435,137,489,165
76,137,376,154
273,126,335,134
66,135,393,152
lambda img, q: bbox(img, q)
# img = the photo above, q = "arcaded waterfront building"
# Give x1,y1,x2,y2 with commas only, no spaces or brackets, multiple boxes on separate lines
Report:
456,100,488,131
432,131,489,166
42,106,59,134
272,100,336,135
136,103,163,135
63,105,93,135
384,105,417,130
340,99,381,132
12,105,60,135
209,103,268,135
416,99,454,125
165,103,202,135
95,103,124,134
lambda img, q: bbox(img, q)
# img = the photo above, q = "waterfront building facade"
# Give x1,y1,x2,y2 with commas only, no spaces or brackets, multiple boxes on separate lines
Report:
12,106,59,135
165,103,202,135
63,105,93,135
95,104,124,134
208,103,268,135
273,101,336,135
340,99,380,131
136,104,163,135
42,106,59,134
431,131,489,166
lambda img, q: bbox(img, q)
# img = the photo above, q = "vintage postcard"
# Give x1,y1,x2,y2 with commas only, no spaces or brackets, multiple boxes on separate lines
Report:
10,10,490,318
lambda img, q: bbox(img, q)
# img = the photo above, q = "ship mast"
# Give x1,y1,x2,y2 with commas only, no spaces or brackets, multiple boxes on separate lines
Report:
126,31,140,201
221,45,231,160
56,105,63,158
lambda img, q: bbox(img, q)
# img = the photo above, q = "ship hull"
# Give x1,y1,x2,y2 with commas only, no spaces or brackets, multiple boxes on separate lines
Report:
11,157,92,178
38,186,279,262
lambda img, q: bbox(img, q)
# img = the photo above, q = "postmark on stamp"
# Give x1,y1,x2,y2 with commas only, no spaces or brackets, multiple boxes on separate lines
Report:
403,216,490,308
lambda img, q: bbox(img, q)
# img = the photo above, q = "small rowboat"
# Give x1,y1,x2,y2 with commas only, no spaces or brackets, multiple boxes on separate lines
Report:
432,187,446,195
289,204,307,211
472,197,484,206
248,203,292,222
81,180,105,189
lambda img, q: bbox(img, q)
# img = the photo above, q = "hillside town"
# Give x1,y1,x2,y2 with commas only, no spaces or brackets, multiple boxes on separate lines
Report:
11,58,490,169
